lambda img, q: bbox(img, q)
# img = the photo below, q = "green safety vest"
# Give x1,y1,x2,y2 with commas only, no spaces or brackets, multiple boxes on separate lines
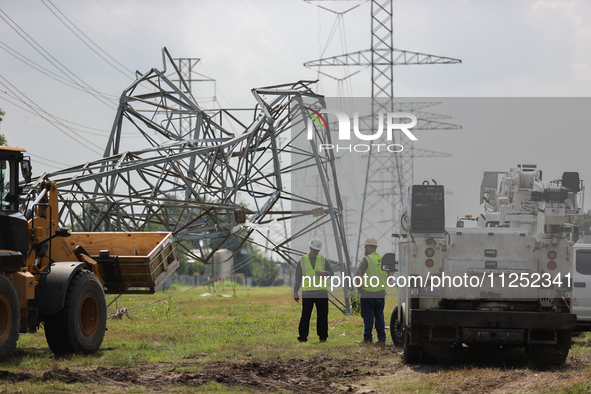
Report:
363,252,386,292
300,254,327,291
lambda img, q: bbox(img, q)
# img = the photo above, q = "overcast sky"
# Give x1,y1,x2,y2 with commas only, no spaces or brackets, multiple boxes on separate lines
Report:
1,0,591,237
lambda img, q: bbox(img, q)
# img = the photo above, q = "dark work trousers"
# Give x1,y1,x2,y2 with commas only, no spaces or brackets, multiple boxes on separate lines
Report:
298,297,329,341
360,297,386,342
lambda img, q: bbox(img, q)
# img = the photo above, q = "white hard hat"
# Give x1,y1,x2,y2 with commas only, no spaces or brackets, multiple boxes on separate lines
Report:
363,237,378,247
309,238,322,251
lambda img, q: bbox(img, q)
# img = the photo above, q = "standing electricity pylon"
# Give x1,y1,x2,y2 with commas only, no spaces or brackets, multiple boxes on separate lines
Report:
304,0,461,260
169,58,217,203
172,59,201,136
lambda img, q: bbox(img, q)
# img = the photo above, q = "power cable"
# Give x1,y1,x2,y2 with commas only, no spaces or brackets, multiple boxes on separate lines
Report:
46,4,158,61
0,9,116,109
112,251,262,315
27,153,71,170
93,0,161,47
0,92,110,137
42,0,134,78
195,60,228,109
0,75,104,155
0,41,118,99
0,91,142,139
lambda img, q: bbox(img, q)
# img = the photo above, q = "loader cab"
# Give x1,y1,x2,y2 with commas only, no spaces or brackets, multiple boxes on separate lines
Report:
0,147,31,257
0,147,30,212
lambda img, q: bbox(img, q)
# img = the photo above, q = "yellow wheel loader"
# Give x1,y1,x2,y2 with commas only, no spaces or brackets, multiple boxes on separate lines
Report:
0,147,178,360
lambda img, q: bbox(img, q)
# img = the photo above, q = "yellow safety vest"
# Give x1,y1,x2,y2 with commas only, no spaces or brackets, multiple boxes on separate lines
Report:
300,254,327,291
363,252,386,292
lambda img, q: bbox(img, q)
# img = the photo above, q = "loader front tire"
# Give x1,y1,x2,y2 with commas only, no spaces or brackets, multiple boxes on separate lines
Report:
0,272,19,361
44,270,107,355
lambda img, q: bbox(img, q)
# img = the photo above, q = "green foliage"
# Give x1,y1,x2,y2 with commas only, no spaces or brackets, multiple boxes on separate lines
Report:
0,108,6,146
176,257,206,276
251,258,280,287
148,299,173,320
350,292,361,315
559,382,591,394
214,231,280,286
5,286,591,393
235,240,279,286
573,331,591,347
189,260,207,276
574,210,591,237
176,240,202,275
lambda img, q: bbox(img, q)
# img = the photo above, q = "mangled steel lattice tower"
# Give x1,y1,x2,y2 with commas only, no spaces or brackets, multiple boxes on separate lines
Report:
27,50,352,300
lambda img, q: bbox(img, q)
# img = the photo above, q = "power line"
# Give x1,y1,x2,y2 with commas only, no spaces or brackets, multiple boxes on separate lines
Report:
93,0,161,47
0,75,104,155
0,91,143,139
42,0,134,78
27,152,72,170
0,9,116,109
0,41,118,99
45,3,159,62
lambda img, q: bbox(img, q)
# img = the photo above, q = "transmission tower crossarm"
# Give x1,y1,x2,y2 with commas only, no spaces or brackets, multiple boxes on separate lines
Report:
304,48,461,68
412,148,453,158
414,119,462,130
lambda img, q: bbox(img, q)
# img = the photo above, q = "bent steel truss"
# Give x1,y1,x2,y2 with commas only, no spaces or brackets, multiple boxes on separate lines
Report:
27,49,352,289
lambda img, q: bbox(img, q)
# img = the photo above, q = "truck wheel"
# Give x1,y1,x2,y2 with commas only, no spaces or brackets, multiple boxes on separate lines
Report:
44,270,107,355
0,272,20,361
420,348,438,364
390,306,404,348
403,330,421,364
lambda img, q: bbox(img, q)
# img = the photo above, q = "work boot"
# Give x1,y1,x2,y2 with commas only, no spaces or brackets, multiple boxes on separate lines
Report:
375,340,386,349
298,338,307,343
319,338,327,343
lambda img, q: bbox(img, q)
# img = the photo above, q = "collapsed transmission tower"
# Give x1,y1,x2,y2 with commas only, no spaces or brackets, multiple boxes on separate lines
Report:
27,49,352,308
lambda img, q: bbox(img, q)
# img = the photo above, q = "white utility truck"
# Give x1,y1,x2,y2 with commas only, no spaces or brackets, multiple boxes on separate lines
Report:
573,243,591,330
385,165,583,365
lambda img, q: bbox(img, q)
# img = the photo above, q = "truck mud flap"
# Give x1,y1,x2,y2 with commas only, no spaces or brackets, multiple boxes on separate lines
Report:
527,330,571,365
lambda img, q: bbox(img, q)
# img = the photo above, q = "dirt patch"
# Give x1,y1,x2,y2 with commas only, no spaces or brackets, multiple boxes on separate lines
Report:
42,368,87,384
0,352,393,393
0,370,32,382
353,348,591,394
1,346,589,393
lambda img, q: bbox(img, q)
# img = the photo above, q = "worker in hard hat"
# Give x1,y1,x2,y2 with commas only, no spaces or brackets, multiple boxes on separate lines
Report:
355,237,393,347
293,238,333,343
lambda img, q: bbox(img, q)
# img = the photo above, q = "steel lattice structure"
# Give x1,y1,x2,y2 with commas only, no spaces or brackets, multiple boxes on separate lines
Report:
304,0,461,261
26,49,352,299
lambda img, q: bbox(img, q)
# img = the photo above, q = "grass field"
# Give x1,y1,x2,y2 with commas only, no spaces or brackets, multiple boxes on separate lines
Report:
1,284,591,393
